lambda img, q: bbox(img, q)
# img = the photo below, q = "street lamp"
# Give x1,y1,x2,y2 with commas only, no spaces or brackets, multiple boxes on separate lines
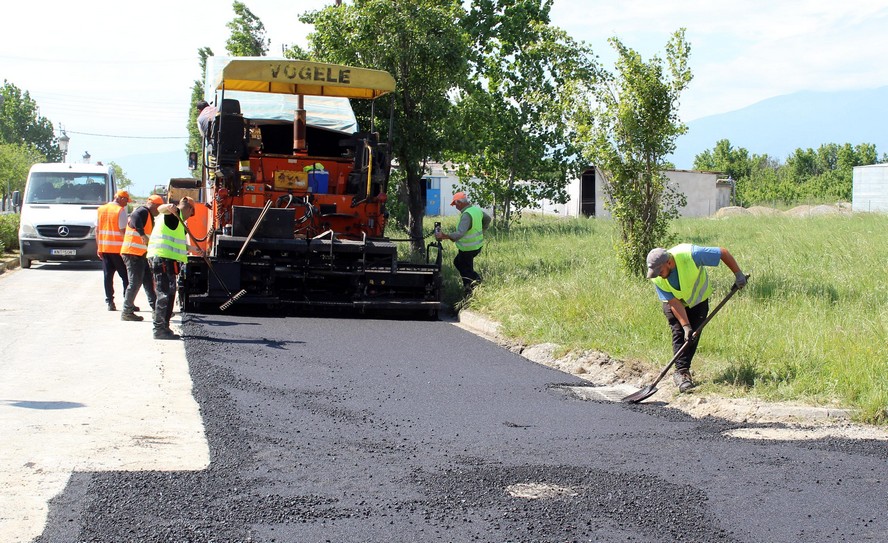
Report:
58,131,70,163
82,151,90,164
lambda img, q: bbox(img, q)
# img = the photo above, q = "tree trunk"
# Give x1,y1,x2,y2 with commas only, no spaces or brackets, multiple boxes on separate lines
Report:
405,168,426,256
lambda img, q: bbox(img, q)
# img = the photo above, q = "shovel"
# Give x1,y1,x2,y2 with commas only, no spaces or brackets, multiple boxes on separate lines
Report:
622,275,749,403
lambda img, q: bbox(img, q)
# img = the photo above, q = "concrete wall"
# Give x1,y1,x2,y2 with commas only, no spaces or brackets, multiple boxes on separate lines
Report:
852,164,888,212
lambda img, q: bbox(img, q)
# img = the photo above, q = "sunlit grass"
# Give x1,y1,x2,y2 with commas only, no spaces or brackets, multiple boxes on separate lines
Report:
424,211,888,424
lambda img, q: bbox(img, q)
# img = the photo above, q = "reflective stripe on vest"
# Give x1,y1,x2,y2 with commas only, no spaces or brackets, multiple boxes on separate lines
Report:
96,203,125,254
455,205,484,252
121,210,154,256
651,244,713,308
147,214,189,263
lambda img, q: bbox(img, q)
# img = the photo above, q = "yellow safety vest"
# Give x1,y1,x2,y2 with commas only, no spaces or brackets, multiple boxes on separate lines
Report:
651,244,713,308
456,205,484,252
147,214,189,263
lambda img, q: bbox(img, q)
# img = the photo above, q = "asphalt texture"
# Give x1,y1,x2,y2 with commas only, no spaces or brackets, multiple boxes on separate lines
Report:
35,311,888,542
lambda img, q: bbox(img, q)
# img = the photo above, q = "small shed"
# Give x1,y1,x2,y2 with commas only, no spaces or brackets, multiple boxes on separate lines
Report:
852,164,888,212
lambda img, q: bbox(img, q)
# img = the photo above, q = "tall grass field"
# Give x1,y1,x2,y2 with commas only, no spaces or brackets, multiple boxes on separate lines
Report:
427,211,888,424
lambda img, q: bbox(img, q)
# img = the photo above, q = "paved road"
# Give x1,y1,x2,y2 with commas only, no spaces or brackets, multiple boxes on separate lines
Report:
3,265,887,542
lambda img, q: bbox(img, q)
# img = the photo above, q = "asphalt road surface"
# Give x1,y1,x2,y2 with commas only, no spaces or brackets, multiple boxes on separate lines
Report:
4,265,887,542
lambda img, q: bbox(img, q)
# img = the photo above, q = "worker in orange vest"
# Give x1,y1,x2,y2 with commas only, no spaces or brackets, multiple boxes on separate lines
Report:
120,194,164,321
97,190,131,311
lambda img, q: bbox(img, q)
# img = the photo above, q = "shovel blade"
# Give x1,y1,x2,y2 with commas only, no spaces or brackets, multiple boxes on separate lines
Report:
621,385,658,403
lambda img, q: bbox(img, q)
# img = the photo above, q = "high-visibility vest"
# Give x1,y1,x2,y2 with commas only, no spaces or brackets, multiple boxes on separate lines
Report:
186,203,210,254
121,208,154,256
652,243,713,308
455,205,484,252
147,214,189,263
96,202,126,254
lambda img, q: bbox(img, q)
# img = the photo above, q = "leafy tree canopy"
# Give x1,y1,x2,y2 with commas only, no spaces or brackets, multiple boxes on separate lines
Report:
226,1,270,56
0,142,44,196
450,0,596,226
1,80,60,162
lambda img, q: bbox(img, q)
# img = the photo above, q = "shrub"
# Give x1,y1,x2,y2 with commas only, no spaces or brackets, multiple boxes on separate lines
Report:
0,213,20,253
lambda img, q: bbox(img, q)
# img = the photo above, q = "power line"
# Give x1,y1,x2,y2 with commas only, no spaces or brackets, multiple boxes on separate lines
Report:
65,130,187,140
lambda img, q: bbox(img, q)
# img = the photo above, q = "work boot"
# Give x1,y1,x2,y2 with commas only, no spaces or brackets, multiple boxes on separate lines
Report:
153,329,180,340
107,302,117,311
133,305,141,312
121,311,144,322
673,370,695,393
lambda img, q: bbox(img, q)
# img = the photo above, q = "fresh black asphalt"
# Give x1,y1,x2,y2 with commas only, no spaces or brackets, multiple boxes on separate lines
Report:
36,313,888,542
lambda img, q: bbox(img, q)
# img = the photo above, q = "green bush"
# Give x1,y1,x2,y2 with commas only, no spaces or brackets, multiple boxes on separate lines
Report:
0,213,20,254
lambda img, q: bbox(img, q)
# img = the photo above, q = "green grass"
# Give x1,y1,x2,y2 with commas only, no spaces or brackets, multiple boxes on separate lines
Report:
425,212,888,424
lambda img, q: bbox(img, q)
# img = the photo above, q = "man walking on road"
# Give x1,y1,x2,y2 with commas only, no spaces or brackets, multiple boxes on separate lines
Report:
646,244,747,392
120,194,163,321
435,192,491,296
147,197,203,340
97,190,131,311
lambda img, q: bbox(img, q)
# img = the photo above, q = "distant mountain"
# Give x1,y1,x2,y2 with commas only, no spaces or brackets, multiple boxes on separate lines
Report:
113,149,193,197
670,86,888,169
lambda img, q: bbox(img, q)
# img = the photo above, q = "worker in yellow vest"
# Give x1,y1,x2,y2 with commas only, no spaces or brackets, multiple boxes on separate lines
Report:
646,244,747,392
96,190,131,311
435,192,491,296
120,194,163,321
147,197,203,340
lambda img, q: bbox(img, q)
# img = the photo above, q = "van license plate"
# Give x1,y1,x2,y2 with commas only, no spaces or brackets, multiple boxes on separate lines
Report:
51,249,76,256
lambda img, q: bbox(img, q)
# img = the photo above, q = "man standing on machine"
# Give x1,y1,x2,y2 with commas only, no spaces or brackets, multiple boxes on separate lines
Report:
147,197,203,340
645,244,747,392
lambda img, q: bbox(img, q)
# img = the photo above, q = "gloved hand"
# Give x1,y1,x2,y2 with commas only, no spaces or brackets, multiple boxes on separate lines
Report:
735,271,747,289
683,324,694,343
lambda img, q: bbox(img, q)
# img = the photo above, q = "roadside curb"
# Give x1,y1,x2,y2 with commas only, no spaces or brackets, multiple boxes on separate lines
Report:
455,308,856,426
0,256,20,275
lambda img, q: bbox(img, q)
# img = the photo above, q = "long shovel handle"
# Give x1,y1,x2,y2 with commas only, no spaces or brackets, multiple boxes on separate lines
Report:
625,274,750,399
235,200,272,262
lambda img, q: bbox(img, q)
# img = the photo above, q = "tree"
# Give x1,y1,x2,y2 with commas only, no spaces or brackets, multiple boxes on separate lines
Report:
226,1,270,56
108,162,133,192
301,0,470,253
580,30,692,277
0,81,60,162
186,47,214,166
450,0,596,226
0,142,44,203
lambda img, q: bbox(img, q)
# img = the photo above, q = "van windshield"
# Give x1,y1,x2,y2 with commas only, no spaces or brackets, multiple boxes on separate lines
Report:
25,172,109,205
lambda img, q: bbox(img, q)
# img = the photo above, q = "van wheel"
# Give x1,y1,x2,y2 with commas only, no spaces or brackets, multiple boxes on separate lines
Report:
19,248,31,269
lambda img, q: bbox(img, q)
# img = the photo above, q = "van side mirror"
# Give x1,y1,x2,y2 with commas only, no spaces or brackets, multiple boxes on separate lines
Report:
188,152,198,170
12,190,21,212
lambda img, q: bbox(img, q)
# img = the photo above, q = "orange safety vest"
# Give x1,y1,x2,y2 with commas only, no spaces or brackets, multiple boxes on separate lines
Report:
96,202,126,254
120,209,154,256
186,202,210,254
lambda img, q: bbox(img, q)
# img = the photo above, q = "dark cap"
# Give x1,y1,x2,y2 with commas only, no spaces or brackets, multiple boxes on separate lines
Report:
645,248,669,279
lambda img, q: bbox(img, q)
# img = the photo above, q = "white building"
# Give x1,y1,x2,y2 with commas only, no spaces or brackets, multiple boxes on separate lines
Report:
423,164,733,219
852,164,888,212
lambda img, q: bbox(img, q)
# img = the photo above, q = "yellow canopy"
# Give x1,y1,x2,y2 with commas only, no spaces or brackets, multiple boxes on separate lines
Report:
212,58,396,99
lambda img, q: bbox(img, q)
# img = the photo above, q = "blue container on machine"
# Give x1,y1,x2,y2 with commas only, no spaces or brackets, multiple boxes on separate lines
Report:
308,170,329,193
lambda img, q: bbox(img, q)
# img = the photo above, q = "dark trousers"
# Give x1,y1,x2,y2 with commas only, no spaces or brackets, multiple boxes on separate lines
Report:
453,248,482,290
150,257,178,333
101,253,128,304
122,254,157,314
663,299,710,372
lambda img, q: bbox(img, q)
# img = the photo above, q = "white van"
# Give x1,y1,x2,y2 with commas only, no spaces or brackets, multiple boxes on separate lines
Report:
18,163,117,268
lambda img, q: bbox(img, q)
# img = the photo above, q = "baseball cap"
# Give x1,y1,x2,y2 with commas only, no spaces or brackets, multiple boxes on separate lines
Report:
645,248,669,279
450,192,467,206
115,190,130,202
147,194,164,205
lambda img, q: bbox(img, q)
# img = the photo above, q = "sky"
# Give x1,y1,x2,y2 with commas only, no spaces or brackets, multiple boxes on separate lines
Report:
3,0,888,195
